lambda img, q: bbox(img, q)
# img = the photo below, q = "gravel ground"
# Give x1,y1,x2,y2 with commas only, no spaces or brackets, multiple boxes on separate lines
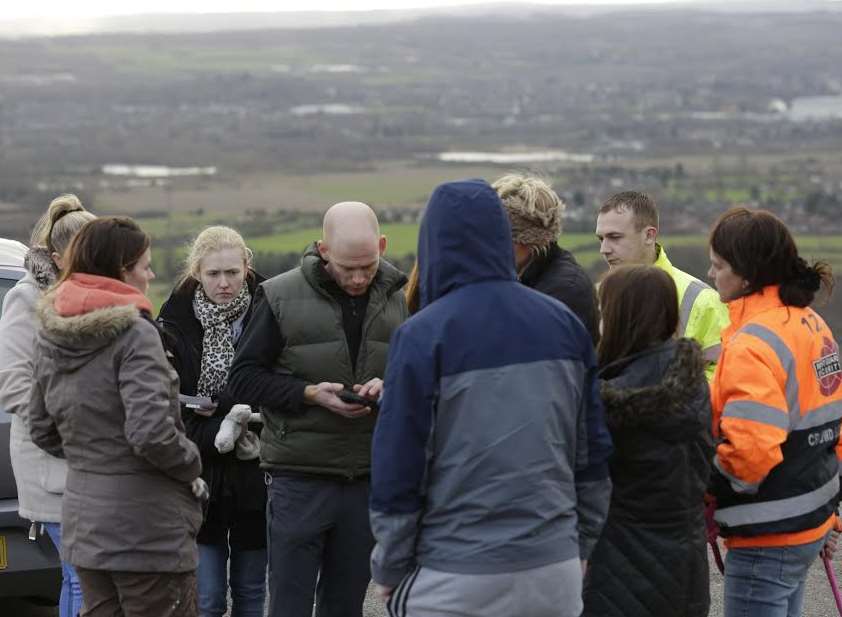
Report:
356,549,842,617
12,552,842,617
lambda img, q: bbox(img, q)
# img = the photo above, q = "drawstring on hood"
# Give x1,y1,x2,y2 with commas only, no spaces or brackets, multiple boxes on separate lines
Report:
418,179,516,308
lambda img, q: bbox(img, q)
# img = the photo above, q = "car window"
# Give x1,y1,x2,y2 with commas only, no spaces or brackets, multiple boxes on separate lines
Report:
0,277,15,314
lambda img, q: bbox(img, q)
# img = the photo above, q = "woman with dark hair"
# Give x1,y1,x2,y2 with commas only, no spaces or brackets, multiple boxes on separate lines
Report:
28,217,205,617
707,207,841,617
0,194,94,617
158,226,266,617
582,264,713,617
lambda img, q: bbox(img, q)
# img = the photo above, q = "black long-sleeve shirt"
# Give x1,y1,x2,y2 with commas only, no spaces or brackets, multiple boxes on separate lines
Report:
227,278,370,413
227,290,309,414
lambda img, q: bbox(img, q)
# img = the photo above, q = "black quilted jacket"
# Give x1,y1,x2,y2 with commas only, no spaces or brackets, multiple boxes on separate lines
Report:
582,338,714,617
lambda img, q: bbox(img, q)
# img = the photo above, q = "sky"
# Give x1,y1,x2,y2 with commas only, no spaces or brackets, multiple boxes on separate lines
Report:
1,0,697,21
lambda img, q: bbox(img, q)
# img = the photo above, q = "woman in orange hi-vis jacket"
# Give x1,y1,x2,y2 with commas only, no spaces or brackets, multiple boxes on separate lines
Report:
708,207,842,617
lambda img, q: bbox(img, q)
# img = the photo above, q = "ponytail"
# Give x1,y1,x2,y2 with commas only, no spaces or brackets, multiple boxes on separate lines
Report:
711,207,834,308
30,194,95,255
780,258,833,307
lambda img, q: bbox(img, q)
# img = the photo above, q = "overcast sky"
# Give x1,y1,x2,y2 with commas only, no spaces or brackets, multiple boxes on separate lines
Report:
2,0,697,20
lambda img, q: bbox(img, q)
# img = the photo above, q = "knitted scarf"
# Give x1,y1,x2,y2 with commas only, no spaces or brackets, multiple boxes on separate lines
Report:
193,284,251,398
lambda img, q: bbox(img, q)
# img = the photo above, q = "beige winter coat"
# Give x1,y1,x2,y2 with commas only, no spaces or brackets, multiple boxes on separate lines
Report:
29,293,202,572
0,249,66,523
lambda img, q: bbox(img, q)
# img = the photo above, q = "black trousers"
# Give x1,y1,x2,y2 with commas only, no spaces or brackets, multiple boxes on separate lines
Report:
266,474,374,617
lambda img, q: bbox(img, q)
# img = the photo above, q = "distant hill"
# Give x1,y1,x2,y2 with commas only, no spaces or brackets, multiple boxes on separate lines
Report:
1,0,839,39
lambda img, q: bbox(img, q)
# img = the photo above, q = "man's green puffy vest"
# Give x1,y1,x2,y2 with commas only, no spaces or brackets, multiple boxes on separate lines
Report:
259,245,408,478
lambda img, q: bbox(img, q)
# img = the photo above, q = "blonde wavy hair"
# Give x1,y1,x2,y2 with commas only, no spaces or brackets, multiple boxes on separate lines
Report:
492,174,565,253
179,226,253,288
30,194,96,256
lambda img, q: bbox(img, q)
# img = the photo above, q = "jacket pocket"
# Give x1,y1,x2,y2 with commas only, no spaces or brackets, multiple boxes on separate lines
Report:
38,452,67,495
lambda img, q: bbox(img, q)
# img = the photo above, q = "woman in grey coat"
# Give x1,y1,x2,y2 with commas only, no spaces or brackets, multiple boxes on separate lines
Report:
0,194,94,617
28,217,205,617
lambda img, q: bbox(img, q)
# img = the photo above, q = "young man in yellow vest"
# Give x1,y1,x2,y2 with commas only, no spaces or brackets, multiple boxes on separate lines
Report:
595,191,729,377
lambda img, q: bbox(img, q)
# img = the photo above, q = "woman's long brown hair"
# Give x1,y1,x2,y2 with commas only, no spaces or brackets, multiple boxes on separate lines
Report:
597,265,679,367
405,261,420,315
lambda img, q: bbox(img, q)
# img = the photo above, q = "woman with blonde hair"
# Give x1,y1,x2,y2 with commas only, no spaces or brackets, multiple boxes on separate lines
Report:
158,226,267,617
0,194,94,617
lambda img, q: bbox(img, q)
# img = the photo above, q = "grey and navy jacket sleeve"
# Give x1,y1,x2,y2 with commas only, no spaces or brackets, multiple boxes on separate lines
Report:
369,327,436,586
575,345,613,560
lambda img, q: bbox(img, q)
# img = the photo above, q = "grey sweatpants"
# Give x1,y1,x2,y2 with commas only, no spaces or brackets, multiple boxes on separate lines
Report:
386,558,583,617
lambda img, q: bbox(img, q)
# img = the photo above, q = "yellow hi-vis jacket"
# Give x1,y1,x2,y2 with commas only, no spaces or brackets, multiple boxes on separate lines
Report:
654,245,730,379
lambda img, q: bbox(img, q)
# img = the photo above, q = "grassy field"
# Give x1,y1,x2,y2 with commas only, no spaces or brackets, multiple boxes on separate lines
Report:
145,225,842,311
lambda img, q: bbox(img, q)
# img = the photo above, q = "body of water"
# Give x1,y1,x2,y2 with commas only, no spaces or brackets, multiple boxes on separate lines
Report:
789,96,842,122
101,164,217,177
290,104,365,116
435,150,595,164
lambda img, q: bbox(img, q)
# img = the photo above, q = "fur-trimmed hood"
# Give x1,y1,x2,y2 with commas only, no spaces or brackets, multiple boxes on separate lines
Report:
600,338,709,436
35,273,152,366
24,246,58,290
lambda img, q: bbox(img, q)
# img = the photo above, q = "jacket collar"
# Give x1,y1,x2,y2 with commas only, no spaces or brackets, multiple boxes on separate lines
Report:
653,243,673,274
299,241,407,305
158,270,263,325
723,285,783,338
600,338,707,432
54,273,152,316
520,242,563,286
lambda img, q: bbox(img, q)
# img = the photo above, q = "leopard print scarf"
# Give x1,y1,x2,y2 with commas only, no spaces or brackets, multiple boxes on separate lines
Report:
193,284,251,398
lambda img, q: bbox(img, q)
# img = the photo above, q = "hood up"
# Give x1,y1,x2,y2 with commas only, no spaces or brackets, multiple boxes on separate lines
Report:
418,179,516,308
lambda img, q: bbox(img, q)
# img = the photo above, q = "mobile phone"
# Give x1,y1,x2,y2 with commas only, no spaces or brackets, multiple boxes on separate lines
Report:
337,388,380,412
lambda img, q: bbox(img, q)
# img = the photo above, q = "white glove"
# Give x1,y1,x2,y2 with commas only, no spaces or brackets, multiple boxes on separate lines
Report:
191,477,209,501
235,430,261,460
214,404,252,454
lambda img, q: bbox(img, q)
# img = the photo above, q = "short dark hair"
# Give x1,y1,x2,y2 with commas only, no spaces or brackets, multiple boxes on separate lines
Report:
710,207,833,308
61,217,150,283
598,264,678,367
599,191,659,231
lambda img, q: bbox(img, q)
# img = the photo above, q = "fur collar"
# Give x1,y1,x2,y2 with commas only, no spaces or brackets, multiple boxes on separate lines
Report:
600,338,706,431
37,290,140,347
24,247,58,290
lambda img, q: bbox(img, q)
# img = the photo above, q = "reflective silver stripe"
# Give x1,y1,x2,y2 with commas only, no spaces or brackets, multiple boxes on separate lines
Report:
713,455,761,495
722,400,789,432
703,343,722,363
795,400,842,432
714,475,839,527
679,280,708,336
739,324,801,426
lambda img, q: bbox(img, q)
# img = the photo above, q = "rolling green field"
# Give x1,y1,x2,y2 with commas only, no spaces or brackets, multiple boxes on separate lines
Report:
242,227,842,270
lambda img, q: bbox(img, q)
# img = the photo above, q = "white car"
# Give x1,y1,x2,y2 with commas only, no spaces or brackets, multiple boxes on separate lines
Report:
0,238,61,603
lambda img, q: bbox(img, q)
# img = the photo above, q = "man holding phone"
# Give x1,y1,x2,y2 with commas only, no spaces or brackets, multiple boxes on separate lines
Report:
228,201,408,617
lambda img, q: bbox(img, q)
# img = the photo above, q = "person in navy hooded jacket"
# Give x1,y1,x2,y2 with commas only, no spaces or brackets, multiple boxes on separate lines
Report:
369,179,613,617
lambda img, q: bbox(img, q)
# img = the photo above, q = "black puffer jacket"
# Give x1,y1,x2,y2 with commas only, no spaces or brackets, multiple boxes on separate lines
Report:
519,242,600,343
158,272,266,549
583,338,713,617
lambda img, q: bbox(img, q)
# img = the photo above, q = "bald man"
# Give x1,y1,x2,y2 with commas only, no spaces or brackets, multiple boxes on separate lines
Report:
228,202,408,617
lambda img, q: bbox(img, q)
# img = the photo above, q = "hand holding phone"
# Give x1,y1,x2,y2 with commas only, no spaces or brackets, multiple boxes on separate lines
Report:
337,388,380,412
